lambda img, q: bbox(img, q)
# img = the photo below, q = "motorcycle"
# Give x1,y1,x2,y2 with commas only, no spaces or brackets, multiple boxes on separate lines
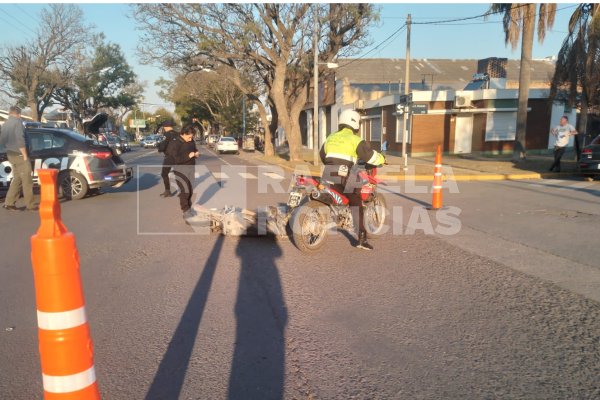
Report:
287,164,387,252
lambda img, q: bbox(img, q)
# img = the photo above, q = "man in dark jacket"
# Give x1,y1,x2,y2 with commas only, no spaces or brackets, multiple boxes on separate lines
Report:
0,106,36,211
166,125,199,218
158,120,178,197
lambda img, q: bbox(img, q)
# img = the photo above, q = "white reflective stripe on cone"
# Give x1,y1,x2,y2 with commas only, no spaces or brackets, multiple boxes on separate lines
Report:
37,306,87,330
43,366,96,394
434,172,442,176
433,185,443,189
435,164,442,168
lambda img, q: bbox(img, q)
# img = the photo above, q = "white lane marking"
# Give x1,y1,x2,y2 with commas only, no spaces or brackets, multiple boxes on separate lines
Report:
37,307,87,331
213,172,229,179
206,147,232,165
43,366,96,394
239,172,257,179
263,172,285,180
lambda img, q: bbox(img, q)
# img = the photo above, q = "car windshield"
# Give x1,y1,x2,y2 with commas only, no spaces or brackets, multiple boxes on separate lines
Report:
220,137,235,142
591,135,600,145
107,137,118,143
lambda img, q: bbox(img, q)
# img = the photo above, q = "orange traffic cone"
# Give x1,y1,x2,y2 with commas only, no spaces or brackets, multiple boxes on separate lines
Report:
430,145,443,210
30,169,100,400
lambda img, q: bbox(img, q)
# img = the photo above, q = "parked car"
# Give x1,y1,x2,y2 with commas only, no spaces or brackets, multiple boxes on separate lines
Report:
216,136,239,154
579,134,600,178
242,134,256,152
207,135,219,148
140,135,160,148
0,113,132,200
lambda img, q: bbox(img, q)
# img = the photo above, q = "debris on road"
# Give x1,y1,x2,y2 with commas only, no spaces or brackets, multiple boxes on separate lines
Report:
184,204,291,238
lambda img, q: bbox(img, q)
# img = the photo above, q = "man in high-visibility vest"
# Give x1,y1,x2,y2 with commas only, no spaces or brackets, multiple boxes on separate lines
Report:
319,109,386,250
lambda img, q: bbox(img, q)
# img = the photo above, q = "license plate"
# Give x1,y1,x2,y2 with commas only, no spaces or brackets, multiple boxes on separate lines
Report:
287,191,302,207
597,164,600,170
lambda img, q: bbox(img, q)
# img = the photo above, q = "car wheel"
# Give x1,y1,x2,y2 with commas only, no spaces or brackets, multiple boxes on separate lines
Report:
58,171,89,200
236,151,240,155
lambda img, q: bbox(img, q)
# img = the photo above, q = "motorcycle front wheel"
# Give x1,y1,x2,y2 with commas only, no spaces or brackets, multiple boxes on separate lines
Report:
290,200,330,252
364,193,387,238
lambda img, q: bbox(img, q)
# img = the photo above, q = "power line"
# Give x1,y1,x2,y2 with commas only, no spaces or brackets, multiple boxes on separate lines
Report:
338,23,406,69
342,4,579,69
411,3,531,25
412,4,578,26
13,4,40,26
0,12,33,37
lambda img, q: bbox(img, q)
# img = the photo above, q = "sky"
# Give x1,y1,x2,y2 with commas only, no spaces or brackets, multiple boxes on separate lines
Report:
0,3,579,114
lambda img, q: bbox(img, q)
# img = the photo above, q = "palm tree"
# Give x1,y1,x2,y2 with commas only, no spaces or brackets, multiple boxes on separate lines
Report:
490,4,556,161
550,4,600,153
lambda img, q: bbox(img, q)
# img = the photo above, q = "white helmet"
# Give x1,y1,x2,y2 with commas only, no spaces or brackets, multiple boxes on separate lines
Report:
338,109,360,131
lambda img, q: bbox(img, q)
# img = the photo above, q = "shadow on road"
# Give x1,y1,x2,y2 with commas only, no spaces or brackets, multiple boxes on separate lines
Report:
145,235,224,400
106,172,160,193
228,237,287,400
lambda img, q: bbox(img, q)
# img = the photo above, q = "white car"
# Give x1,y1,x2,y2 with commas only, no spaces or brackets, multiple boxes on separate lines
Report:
216,136,239,154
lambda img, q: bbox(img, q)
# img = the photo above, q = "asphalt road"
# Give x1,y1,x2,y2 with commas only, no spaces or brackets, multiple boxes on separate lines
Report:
1,145,599,399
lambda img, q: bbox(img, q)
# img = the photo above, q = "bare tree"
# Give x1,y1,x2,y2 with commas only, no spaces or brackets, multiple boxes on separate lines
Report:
0,4,90,121
133,4,376,161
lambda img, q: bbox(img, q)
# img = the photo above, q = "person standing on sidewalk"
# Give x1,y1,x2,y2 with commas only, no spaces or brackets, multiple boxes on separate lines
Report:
0,106,36,211
166,125,199,220
549,116,577,173
157,120,178,197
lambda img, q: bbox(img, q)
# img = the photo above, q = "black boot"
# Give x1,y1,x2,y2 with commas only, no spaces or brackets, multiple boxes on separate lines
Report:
356,231,373,251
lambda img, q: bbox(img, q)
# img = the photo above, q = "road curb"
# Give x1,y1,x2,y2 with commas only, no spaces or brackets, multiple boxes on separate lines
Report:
250,154,575,182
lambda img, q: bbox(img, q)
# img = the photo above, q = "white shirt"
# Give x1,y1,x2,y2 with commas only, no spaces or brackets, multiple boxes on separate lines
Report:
552,124,576,147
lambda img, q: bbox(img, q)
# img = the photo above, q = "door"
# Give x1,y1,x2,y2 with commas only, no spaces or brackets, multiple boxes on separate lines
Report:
454,114,474,154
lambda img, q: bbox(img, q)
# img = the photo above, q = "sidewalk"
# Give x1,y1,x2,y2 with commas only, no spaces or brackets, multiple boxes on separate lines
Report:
247,146,584,181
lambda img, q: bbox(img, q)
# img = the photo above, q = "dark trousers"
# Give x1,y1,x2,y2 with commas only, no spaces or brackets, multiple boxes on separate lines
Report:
5,153,34,208
332,184,365,235
161,158,173,192
173,169,193,212
550,146,566,172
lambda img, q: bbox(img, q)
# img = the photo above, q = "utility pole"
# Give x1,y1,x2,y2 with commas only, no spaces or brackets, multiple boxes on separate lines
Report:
242,96,246,138
134,109,139,140
313,5,320,166
401,14,411,171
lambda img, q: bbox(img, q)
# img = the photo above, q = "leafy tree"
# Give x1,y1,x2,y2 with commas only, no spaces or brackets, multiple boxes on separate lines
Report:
133,4,376,161
489,4,556,161
158,69,257,137
0,4,90,121
550,4,600,148
52,40,140,130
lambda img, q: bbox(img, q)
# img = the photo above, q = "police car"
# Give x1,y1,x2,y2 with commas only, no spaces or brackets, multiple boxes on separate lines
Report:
0,113,133,200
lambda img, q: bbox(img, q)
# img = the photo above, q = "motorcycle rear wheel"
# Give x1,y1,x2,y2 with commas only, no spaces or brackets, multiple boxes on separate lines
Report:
290,201,330,252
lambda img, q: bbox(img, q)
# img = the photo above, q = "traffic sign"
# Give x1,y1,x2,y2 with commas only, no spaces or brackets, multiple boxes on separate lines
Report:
411,104,428,114
129,119,146,128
